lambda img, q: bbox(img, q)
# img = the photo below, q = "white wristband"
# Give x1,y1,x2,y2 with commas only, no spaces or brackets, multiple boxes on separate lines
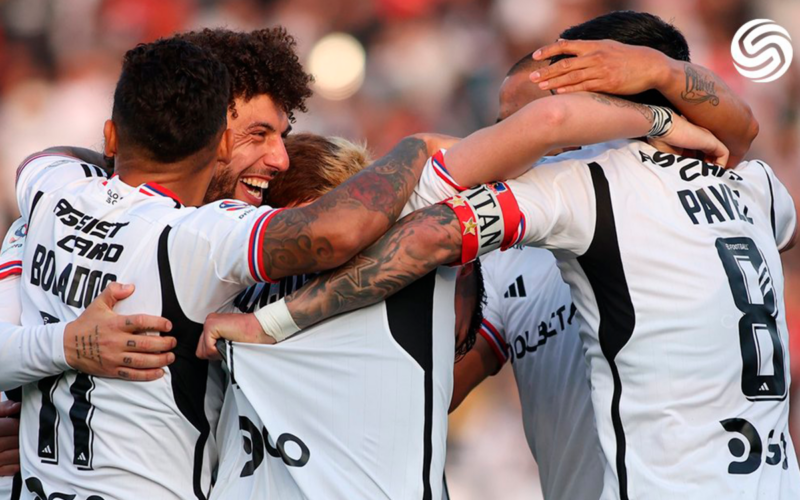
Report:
253,298,300,343
644,105,674,138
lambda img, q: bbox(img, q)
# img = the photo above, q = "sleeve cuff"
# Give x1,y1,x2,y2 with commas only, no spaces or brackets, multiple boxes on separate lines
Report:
51,323,70,372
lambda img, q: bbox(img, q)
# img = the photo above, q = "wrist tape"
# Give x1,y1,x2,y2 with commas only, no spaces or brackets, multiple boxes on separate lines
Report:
253,298,300,343
442,182,521,265
645,105,674,138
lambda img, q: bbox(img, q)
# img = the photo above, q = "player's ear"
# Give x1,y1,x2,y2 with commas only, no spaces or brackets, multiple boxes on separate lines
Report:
103,120,118,158
217,129,234,165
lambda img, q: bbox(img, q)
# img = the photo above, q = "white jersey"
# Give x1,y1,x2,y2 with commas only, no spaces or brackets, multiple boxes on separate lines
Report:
504,140,800,499
479,246,604,500
0,218,25,500
210,154,465,499
14,154,289,500
212,267,456,500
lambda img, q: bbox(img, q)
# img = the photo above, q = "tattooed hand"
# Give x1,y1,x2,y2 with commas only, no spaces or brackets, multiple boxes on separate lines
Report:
260,136,432,281
63,283,176,381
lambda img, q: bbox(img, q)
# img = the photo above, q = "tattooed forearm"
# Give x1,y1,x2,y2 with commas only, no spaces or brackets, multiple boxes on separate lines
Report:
285,204,462,329
261,137,431,280
681,65,720,106
589,93,654,121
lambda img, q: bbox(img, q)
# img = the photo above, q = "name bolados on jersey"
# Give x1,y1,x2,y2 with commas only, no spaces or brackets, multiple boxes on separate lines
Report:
479,246,604,500
13,154,294,500
500,140,800,499
13,151,467,500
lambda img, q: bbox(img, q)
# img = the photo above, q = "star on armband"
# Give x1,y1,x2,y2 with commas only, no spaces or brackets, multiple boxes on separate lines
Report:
442,182,522,265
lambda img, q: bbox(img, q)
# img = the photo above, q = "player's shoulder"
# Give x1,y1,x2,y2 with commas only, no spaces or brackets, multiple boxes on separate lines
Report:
171,200,278,239
0,218,26,279
17,152,106,186
482,246,558,287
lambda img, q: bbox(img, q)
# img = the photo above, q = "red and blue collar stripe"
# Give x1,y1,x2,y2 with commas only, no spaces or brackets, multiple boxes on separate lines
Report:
139,183,183,206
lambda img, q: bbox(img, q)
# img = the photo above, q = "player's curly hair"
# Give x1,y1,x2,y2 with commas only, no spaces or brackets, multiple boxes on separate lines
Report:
455,259,487,362
112,38,230,164
177,27,313,122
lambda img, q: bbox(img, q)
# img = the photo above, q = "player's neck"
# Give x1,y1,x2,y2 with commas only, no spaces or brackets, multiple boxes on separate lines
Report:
114,157,213,207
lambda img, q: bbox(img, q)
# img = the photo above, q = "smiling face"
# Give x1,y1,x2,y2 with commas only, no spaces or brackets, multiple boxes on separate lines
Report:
203,94,292,205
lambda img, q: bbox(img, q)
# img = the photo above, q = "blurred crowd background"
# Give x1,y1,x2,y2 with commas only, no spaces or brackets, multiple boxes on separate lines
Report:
1,0,799,497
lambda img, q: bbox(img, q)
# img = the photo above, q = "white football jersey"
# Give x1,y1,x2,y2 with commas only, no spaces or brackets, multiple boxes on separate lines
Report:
210,154,464,499
212,267,456,500
479,246,604,500
0,218,26,500
505,140,800,499
14,154,287,500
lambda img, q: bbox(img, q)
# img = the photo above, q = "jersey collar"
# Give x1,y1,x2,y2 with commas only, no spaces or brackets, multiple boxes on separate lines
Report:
102,175,184,208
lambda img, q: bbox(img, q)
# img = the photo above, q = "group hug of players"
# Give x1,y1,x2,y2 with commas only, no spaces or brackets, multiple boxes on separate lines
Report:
0,9,797,500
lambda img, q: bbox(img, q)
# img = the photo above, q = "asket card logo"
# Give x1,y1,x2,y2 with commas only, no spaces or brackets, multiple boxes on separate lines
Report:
731,19,793,83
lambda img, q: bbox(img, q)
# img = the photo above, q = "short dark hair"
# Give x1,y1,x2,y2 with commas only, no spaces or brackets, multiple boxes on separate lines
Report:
456,259,487,361
555,11,691,109
178,27,313,122
112,38,230,164
507,51,536,77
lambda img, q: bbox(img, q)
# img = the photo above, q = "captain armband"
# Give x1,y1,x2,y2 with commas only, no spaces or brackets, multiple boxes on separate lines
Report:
442,182,522,265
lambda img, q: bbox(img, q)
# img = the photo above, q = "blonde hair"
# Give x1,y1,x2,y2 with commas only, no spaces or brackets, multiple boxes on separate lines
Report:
268,133,372,207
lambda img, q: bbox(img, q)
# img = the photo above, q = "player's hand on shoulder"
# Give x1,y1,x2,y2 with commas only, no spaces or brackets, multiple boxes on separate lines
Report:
654,114,730,167
0,399,20,476
530,39,668,95
197,313,275,361
63,283,176,382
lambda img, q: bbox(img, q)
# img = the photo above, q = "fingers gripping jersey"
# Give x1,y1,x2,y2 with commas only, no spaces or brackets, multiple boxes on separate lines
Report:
504,141,800,499
211,156,465,499
14,155,283,500
213,268,457,500
479,247,604,500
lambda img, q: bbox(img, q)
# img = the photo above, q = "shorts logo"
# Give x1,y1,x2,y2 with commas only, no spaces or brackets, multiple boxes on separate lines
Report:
219,200,251,211
731,19,793,83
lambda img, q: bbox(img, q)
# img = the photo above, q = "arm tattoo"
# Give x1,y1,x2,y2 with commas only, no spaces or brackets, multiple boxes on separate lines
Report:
589,93,653,121
680,65,720,106
285,204,462,329
262,137,430,278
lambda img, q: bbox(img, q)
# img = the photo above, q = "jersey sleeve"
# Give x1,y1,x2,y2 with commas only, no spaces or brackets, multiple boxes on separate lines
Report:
167,202,284,316
477,258,509,370
504,158,597,258
757,161,797,251
402,150,467,215
0,218,26,281
16,153,106,220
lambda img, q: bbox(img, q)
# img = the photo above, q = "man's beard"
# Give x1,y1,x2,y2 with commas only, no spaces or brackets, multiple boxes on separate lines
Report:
203,166,239,204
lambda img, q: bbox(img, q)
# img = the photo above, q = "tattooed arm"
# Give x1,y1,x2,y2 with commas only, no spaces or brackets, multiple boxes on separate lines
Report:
284,204,462,328
531,39,758,165
260,137,435,281
198,204,463,356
